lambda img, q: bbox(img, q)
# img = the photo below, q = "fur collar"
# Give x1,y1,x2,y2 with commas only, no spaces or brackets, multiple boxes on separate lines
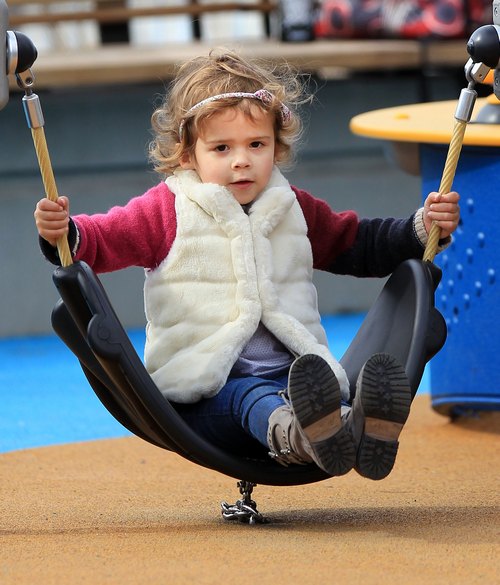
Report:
166,166,296,237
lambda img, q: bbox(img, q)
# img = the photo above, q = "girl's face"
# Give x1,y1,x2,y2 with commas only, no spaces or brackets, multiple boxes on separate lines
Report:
180,105,277,205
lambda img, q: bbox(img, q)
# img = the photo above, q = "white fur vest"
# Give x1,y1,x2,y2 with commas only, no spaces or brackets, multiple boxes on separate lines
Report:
143,168,349,403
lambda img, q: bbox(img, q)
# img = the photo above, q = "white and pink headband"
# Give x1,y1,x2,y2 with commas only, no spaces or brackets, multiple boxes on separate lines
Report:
178,89,291,138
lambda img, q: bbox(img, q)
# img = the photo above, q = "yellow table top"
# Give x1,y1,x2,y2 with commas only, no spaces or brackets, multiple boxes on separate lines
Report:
350,98,500,147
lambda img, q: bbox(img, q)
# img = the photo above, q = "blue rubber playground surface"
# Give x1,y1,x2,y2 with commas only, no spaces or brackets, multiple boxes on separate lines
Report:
0,313,430,454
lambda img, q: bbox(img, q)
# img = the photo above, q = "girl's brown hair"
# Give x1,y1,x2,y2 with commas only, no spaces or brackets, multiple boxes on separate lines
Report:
149,48,311,175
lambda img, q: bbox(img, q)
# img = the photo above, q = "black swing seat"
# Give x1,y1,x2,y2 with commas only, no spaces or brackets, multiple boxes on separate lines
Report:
51,259,446,487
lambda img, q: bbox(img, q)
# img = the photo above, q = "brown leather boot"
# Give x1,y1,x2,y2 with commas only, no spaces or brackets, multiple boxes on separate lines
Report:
343,353,411,480
267,354,356,476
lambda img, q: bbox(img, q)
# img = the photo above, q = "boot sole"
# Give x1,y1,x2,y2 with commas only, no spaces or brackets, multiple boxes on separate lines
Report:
288,354,356,476
355,353,411,481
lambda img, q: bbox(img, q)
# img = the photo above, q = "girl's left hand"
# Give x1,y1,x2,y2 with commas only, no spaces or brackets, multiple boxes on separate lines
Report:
423,191,460,239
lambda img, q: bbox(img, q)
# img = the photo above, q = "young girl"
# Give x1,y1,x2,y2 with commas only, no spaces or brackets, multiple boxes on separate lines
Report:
35,49,460,481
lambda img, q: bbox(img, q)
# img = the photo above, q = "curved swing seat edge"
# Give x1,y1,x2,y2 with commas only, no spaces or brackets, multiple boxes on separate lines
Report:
50,258,446,486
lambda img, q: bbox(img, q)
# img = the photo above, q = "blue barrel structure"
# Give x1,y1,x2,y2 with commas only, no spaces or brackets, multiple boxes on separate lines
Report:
350,97,500,416
421,144,500,416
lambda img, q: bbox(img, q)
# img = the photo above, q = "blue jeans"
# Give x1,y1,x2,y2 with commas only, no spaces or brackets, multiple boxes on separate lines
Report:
173,374,289,457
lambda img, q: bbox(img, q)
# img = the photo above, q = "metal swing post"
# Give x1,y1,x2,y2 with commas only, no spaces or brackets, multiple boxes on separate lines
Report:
1,18,72,267
423,13,500,263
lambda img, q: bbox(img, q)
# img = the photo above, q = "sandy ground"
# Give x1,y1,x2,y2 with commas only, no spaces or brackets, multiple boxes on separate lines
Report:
1,395,498,585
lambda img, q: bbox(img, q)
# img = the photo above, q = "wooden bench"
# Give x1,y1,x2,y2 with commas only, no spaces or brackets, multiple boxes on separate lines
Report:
6,0,470,90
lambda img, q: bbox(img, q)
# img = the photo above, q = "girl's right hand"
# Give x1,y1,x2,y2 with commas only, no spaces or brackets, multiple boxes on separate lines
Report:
34,196,70,247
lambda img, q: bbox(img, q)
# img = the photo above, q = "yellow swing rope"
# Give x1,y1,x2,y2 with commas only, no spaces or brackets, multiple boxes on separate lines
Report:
30,125,73,267
422,118,468,263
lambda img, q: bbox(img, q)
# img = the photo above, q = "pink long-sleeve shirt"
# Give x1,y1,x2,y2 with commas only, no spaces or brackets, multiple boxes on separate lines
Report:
72,182,360,274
